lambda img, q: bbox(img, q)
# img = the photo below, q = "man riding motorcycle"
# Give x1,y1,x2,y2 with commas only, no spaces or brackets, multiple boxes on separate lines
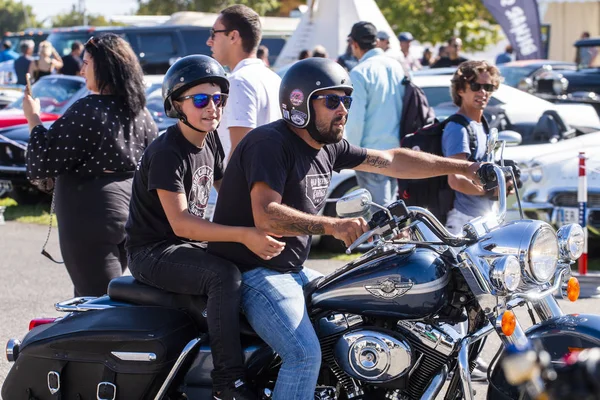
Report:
207,57,482,400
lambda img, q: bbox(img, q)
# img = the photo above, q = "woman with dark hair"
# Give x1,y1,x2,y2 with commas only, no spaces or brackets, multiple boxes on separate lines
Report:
22,33,158,297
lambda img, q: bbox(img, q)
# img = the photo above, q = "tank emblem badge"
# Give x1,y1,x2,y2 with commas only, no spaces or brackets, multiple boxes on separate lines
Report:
365,279,413,299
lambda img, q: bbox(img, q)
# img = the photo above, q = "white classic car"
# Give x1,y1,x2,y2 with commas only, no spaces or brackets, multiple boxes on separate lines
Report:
513,131,600,237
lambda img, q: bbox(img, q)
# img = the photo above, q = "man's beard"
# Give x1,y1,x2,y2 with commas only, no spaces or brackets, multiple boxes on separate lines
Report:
308,115,345,145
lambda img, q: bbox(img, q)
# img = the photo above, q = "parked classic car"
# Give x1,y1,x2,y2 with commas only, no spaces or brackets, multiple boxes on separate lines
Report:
498,59,576,94
515,131,600,237
533,37,600,116
0,75,88,129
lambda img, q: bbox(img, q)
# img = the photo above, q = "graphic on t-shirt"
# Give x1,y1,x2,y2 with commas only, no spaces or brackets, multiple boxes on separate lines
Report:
189,165,213,218
305,173,330,209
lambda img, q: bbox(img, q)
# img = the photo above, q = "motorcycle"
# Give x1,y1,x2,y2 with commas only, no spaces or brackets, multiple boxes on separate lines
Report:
2,132,598,400
501,344,600,400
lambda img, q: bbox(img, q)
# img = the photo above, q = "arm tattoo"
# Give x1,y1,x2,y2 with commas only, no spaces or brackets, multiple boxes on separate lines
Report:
264,204,326,235
364,155,391,169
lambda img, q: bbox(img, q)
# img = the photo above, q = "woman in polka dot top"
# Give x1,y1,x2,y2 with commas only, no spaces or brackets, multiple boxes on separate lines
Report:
22,33,158,297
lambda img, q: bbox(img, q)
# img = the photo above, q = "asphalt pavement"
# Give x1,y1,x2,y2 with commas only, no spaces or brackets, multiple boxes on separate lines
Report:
1,221,599,399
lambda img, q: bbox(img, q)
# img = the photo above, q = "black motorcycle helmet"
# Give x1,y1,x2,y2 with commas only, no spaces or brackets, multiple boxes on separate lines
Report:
162,55,229,119
279,58,353,131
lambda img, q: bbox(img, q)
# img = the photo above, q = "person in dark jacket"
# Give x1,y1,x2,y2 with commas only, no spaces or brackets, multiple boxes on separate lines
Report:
22,33,159,297
61,41,84,75
14,40,34,85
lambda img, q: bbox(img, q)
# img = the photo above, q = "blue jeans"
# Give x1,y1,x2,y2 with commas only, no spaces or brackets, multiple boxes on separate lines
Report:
241,266,323,400
355,171,398,208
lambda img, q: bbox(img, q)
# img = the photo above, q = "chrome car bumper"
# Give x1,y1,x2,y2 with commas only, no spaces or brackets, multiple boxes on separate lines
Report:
520,190,600,237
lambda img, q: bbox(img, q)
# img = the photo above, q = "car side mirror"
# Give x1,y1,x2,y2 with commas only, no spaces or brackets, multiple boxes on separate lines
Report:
336,189,372,218
498,130,522,146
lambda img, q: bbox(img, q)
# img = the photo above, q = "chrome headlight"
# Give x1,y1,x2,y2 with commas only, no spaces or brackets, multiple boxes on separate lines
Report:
530,164,543,183
552,77,568,95
527,227,559,282
490,256,521,293
557,224,585,260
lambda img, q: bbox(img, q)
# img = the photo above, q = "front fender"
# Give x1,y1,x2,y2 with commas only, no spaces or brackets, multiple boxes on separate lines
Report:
487,313,600,400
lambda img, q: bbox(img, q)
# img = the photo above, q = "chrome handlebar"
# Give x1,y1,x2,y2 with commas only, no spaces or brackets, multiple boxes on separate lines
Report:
344,164,508,253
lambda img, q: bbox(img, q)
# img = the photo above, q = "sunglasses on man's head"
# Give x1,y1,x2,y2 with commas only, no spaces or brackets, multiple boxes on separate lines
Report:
469,82,496,93
178,93,228,109
311,94,353,110
210,28,231,40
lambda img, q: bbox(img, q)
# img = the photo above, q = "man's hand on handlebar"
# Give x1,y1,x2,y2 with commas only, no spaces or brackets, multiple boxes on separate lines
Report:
331,217,370,247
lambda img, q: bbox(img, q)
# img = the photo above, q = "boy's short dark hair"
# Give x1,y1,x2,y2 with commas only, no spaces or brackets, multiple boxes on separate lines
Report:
220,4,262,54
450,60,501,106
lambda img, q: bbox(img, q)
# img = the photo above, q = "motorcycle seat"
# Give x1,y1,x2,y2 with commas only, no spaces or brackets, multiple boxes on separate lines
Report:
107,276,258,337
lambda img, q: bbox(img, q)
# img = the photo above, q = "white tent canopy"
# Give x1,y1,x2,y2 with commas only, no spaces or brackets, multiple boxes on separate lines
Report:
274,0,400,68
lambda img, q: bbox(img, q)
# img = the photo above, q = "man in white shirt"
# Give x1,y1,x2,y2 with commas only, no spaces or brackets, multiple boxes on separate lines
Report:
207,5,282,161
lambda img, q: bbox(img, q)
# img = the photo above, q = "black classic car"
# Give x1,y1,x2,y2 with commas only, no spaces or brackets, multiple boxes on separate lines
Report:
498,59,576,93
533,38,600,116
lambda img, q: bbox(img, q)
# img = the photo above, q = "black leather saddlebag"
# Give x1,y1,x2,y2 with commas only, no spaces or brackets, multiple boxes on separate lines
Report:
2,306,197,400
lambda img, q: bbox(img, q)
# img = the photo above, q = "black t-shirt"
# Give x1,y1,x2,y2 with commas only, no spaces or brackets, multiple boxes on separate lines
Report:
431,56,469,68
208,120,367,273
61,54,83,76
125,124,224,250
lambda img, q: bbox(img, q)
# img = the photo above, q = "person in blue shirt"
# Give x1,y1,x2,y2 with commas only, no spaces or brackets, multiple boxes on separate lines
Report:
442,60,503,381
495,45,514,65
344,21,405,208
0,41,19,62
442,60,502,234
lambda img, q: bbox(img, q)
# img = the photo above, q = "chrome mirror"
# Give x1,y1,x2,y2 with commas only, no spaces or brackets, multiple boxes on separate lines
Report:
486,127,499,157
498,130,522,147
336,189,372,218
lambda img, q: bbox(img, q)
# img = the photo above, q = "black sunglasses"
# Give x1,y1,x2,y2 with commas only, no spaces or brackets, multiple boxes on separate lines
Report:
469,82,496,93
178,93,228,109
210,28,231,40
311,94,353,110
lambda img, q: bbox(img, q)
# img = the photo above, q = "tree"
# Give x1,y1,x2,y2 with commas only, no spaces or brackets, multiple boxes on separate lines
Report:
51,5,116,28
0,0,41,35
136,0,280,16
375,0,501,52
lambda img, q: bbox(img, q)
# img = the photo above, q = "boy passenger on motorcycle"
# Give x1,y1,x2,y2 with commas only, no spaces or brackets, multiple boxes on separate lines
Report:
208,57,482,400
124,55,284,400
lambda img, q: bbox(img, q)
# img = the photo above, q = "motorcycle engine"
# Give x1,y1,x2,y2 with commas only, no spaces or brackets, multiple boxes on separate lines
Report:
332,329,412,383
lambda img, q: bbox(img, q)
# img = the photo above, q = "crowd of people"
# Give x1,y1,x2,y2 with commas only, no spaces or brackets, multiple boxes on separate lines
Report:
19,5,517,400
1,39,84,86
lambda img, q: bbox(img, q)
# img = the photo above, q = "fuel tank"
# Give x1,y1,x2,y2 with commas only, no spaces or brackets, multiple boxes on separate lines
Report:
311,247,450,319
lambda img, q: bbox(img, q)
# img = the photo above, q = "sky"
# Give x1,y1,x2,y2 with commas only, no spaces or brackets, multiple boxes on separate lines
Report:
24,0,140,24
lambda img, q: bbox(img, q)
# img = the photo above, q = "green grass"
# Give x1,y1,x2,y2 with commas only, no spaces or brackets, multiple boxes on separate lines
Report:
0,197,56,226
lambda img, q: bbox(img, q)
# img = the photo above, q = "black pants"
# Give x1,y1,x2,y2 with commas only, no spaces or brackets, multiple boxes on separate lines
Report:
128,241,245,390
55,174,131,297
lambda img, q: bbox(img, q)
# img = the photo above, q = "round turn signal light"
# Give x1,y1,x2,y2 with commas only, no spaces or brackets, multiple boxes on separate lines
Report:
501,310,517,337
567,277,580,302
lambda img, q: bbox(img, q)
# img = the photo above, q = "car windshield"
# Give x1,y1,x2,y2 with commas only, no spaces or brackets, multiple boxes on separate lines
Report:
498,65,538,87
8,77,85,113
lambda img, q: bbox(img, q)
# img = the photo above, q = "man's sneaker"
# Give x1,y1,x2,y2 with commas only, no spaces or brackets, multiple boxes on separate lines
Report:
213,379,257,400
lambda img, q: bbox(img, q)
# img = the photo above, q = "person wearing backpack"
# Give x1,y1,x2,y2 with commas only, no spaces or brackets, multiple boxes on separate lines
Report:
442,60,501,236
442,60,503,382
